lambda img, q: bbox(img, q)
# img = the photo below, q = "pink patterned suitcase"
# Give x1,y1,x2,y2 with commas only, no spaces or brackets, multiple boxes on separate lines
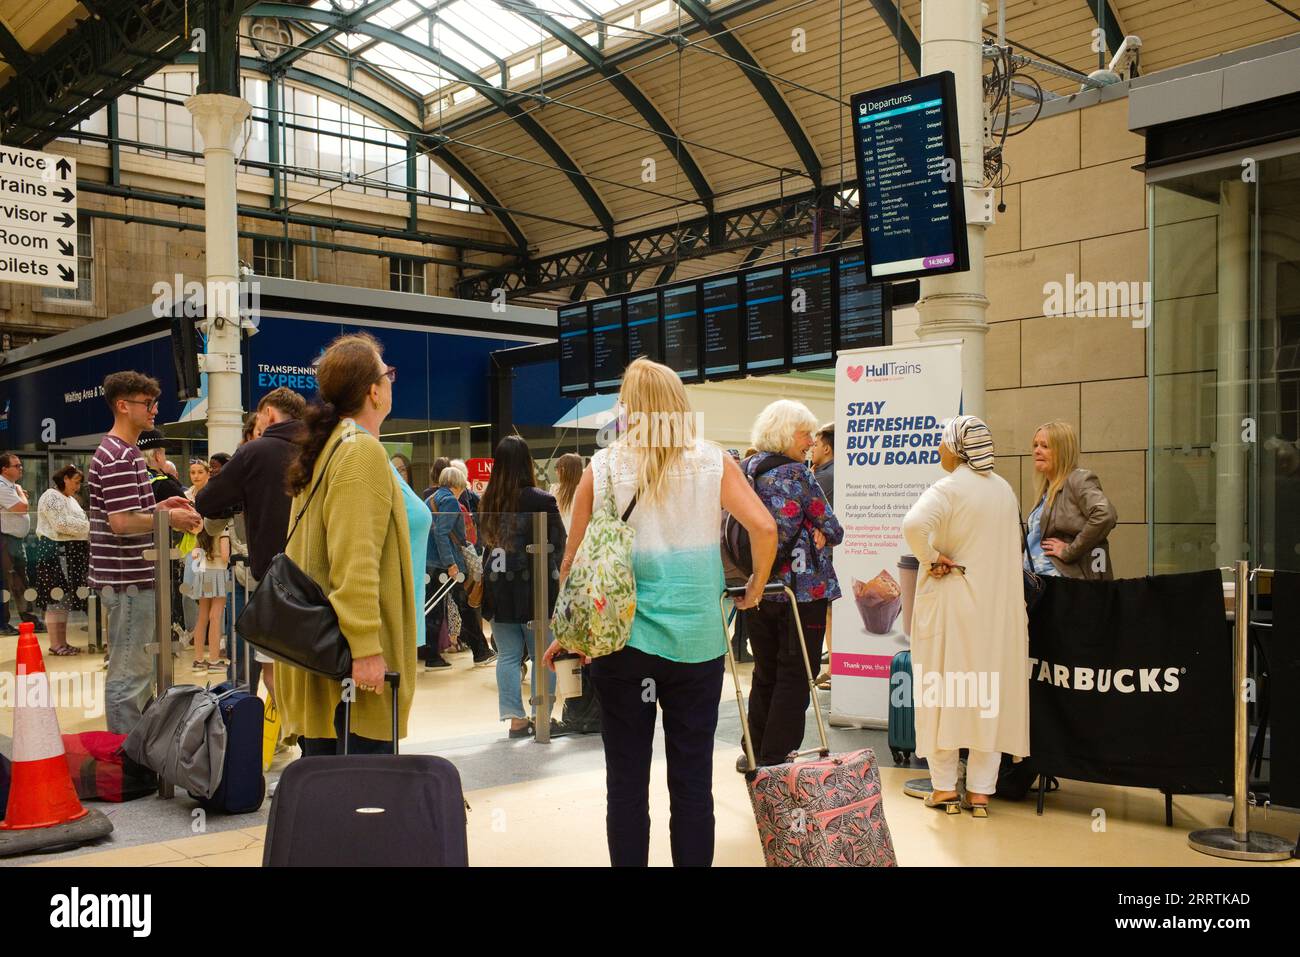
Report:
724,587,898,867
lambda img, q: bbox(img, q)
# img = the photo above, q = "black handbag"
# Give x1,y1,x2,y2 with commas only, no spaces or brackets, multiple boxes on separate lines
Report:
235,435,353,681
1020,521,1046,612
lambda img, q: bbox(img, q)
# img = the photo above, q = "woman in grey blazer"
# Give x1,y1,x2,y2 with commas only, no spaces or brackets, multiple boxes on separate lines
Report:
1025,421,1118,580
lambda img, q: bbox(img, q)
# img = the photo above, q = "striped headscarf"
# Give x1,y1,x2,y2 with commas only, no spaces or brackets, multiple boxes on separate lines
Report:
941,415,995,473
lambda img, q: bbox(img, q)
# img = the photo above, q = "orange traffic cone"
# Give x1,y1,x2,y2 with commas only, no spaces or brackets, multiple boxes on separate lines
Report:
0,622,89,830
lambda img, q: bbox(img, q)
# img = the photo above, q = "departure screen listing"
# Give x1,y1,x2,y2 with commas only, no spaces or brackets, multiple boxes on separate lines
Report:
626,291,662,364
838,254,886,350
788,256,833,366
743,267,785,371
591,299,625,390
702,276,741,376
852,72,966,281
663,283,700,380
559,304,591,395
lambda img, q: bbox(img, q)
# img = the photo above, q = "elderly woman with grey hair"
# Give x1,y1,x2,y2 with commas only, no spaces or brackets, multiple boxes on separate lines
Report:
737,399,844,772
902,415,1030,817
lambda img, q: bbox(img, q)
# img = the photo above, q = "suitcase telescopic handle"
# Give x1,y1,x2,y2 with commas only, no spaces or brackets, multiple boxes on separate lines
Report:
720,583,831,774
340,671,402,756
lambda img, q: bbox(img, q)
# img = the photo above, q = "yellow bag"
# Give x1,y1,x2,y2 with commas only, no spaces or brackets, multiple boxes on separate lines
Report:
261,692,281,772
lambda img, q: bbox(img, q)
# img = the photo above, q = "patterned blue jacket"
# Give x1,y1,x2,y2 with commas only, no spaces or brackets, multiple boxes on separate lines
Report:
745,452,844,603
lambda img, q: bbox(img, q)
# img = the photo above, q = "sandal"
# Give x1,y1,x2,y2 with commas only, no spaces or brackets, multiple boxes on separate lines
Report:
49,644,80,656
961,797,990,818
924,792,962,815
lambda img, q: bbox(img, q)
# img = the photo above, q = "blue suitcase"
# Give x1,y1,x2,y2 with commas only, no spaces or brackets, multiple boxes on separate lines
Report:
887,650,916,766
193,682,266,814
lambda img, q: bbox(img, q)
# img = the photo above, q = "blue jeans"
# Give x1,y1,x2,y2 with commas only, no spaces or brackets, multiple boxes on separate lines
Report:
103,586,157,735
492,620,554,722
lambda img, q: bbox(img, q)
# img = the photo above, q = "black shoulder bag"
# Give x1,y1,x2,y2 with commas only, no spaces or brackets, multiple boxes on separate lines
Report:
1020,520,1046,613
235,434,354,681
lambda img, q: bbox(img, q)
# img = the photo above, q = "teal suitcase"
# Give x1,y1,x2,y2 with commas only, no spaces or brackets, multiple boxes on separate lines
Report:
887,650,915,766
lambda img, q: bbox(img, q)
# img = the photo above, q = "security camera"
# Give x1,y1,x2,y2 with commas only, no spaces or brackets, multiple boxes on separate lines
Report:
1108,35,1141,80
1082,34,1141,90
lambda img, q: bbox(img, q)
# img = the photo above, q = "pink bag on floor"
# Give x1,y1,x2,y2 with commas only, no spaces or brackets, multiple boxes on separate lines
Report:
725,586,898,868
746,748,896,866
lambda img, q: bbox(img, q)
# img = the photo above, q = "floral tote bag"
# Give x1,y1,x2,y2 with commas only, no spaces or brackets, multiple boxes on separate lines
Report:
550,457,637,658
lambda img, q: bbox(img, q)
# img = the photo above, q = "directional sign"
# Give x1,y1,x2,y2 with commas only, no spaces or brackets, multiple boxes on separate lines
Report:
0,146,77,290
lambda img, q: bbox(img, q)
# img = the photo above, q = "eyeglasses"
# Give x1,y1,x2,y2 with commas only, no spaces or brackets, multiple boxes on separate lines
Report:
123,398,160,412
379,365,397,384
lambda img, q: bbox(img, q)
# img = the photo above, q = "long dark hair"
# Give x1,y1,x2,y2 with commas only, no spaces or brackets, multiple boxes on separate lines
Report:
286,332,383,496
478,435,538,549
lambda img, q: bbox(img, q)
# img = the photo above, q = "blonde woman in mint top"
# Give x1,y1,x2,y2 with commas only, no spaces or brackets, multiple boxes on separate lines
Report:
544,358,776,867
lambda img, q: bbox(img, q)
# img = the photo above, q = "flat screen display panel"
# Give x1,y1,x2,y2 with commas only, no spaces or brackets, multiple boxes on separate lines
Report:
558,303,591,396
702,275,741,377
625,291,662,364
743,266,785,372
590,297,625,390
787,254,834,367
837,251,888,351
851,71,969,282
662,282,701,381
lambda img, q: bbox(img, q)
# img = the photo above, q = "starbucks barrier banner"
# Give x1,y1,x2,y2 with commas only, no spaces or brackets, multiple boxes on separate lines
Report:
830,340,962,728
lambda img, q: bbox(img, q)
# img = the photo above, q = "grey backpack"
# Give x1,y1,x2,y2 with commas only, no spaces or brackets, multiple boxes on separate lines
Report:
123,685,228,798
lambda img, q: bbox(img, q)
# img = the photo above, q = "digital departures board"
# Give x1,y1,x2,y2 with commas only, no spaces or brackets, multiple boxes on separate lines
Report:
557,248,892,398
850,72,969,282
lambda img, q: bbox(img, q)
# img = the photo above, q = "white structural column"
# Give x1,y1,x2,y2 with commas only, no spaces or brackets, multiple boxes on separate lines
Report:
915,0,990,417
187,93,252,456
1215,179,1250,564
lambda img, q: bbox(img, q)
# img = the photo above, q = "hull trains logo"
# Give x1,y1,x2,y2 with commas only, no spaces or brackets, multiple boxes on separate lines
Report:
845,361,922,383
1030,657,1184,693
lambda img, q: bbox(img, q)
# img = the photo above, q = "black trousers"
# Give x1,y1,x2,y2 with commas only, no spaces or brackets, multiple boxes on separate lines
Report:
589,645,724,867
743,599,827,767
299,701,393,756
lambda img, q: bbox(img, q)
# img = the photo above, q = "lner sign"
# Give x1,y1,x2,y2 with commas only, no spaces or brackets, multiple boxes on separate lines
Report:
0,145,78,289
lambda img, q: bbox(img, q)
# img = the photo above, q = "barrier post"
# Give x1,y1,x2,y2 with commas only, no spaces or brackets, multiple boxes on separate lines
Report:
147,510,175,800
1188,559,1294,860
527,512,553,744
85,592,102,652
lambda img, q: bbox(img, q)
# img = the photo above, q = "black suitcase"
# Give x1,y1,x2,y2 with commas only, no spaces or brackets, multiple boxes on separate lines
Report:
193,682,266,814
263,672,469,867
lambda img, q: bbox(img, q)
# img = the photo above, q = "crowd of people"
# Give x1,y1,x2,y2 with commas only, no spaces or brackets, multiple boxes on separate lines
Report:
1,337,1122,864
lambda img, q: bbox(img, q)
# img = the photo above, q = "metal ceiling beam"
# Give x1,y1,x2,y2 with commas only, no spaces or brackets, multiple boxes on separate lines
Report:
1088,0,1127,65
248,2,615,231
0,0,240,148
250,57,531,250
458,182,844,300
498,0,715,211
867,0,920,73
0,20,32,70
266,0,407,72
437,0,779,137
674,0,820,188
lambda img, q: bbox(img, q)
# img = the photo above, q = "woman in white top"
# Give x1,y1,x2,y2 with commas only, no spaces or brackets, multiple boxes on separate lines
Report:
550,452,583,533
902,416,1030,817
33,465,90,655
543,358,776,867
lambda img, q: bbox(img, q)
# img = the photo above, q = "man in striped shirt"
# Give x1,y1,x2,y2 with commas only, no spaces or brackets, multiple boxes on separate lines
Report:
89,371,201,734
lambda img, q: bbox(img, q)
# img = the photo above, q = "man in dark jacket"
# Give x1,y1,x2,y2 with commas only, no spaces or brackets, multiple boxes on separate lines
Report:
194,387,305,694
194,388,304,581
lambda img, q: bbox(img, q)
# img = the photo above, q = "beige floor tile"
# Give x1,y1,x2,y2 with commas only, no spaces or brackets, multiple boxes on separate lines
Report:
34,841,187,867
160,828,262,859
190,846,266,867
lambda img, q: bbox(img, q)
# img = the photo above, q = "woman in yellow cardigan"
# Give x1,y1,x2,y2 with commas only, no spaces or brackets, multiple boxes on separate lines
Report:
279,332,419,753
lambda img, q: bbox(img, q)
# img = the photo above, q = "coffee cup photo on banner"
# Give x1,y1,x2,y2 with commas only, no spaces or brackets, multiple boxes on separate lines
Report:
830,341,962,727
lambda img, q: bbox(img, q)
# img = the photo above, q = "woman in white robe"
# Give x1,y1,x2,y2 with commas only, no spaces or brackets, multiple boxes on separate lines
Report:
902,416,1029,816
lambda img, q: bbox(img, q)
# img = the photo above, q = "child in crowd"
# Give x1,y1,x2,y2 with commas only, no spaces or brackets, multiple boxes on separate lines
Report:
181,527,231,673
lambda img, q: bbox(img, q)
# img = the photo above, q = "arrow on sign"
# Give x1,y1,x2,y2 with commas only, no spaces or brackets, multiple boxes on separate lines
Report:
57,239,74,256
54,212,74,228
54,187,74,203
57,264,74,283
56,158,71,180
